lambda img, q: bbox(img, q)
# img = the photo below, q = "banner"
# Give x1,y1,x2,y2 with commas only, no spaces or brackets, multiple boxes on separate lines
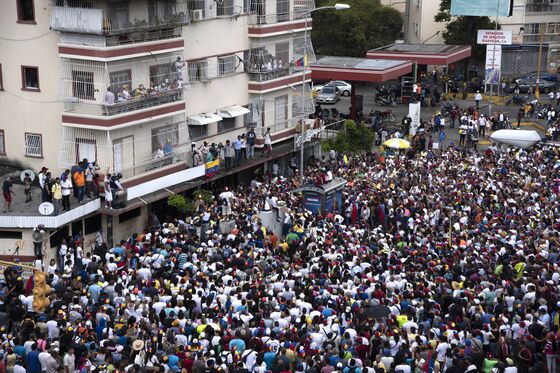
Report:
205,159,220,177
451,0,511,17
408,102,421,136
477,30,512,45
485,45,502,84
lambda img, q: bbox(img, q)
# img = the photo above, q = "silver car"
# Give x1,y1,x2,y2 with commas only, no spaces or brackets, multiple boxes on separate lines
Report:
316,85,340,104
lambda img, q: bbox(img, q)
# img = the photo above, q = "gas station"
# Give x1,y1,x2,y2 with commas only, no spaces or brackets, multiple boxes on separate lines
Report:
310,44,472,118
310,56,413,118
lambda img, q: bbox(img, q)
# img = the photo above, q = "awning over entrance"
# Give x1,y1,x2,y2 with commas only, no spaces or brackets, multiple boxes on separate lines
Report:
188,113,223,125
310,56,413,82
367,44,472,65
218,105,251,118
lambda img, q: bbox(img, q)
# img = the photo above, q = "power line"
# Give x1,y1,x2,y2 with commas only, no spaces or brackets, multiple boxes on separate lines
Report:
0,31,55,41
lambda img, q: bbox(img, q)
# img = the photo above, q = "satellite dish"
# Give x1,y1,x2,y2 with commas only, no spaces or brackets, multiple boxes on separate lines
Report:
20,169,36,183
38,202,54,216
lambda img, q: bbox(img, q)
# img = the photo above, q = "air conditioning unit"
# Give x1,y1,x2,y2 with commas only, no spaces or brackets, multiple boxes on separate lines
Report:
190,9,204,21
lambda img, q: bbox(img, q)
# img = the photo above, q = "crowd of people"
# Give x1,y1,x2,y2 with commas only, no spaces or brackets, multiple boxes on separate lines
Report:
191,127,271,169
2,137,560,373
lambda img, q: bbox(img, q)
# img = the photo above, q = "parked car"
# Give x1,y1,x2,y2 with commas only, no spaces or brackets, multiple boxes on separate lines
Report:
313,80,352,96
514,72,557,83
315,85,340,104
512,78,556,94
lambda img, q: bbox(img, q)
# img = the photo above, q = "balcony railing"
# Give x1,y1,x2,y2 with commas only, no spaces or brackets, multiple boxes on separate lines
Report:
50,0,189,45
525,3,560,13
523,34,560,43
64,89,185,116
59,53,187,116
248,0,315,25
58,119,191,180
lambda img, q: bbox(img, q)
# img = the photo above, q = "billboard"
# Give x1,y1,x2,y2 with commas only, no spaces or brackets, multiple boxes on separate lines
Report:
451,0,512,17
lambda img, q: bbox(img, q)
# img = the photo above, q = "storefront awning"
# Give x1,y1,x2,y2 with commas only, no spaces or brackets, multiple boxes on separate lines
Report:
217,105,250,118
187,113,223,125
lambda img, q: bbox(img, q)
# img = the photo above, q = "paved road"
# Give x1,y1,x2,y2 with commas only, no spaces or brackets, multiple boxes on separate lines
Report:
319,83,546,148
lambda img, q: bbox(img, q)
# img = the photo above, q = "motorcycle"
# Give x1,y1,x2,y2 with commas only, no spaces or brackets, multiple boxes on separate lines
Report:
375,95,397,107
370,110,395,123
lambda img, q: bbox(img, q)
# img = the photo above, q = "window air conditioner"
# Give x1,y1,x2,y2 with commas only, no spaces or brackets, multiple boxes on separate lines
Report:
191,9,204,21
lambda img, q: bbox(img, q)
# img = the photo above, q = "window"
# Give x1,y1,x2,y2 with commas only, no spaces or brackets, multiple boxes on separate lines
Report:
275,95,288,129
218,118,236,133
188,60,208,82
0,130,5,156
149,63,172,86
276,0,289,22
109,69,132,94
25,132,43,158
0,230,23,239
151,123,178,153
218,55,236,76
17,0,35,23
0,64,3,91
119,207,141,223
217,0,234,16
21,66,40,91
189,125,208,140
72,71,94,100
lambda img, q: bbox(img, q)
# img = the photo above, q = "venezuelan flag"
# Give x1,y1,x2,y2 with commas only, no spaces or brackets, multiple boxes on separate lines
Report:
205,159,220,177
295,56,304,67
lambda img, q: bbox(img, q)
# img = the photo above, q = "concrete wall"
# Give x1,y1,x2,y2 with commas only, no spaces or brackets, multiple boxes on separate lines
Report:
0,0,63,171
405,0,446,45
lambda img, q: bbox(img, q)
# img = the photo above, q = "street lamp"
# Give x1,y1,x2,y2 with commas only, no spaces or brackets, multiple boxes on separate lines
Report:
299,3,350,186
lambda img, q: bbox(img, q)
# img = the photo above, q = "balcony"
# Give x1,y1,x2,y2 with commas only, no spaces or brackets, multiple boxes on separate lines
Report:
525,2,560,13
58,118,192,180
248,0,314,26
50,0,190,47
58,52,187,124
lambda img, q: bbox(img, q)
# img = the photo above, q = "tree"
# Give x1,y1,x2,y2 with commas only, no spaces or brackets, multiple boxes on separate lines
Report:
435,0,499,77
322,120,376,154
312,0,403,57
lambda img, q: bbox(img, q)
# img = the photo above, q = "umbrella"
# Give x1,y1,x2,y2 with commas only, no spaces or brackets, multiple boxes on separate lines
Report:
383,138,410,149
366,304,391,318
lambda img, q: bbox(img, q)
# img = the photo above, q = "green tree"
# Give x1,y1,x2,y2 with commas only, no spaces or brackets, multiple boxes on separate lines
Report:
435,0,499,76
322,120,376,154
312,0,403,57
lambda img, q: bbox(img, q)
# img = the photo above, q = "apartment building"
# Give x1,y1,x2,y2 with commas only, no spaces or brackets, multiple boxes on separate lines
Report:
403,0,445,45
0,0,315,260
500,0,560,73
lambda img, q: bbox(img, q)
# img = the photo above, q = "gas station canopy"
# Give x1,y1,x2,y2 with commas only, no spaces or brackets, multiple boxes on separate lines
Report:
310,56,413,82
367,44,472,65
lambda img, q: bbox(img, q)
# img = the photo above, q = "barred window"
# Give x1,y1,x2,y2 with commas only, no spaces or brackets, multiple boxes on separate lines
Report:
218,55,236,76
72,70,95,100
109,70,132,94
25,133,42,158
151,123,178,153
149,63,173,86
188,60,208,82
189,125,208,140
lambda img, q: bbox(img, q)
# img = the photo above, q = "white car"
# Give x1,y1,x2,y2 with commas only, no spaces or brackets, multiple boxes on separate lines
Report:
313,80,352,96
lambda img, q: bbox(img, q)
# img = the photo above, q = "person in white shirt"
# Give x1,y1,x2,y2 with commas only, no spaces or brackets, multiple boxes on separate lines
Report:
474,91,483,109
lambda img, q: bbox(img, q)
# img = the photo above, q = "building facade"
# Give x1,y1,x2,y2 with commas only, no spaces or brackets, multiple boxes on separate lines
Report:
0,0,315,262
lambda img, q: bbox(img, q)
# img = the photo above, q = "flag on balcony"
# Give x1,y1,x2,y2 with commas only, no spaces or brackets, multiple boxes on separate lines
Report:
295,55,308,67
205,159,220,177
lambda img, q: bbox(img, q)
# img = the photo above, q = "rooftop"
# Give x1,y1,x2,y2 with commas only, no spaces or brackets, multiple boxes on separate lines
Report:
311,56,413,82
366,44,472,65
